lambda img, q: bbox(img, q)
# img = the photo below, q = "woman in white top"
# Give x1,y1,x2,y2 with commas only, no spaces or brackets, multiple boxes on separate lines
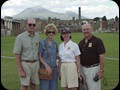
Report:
58,27,81,90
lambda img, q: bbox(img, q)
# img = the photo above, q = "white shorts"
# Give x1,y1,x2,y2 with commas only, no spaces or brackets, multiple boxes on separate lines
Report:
20,61,40,86
61,62,78,88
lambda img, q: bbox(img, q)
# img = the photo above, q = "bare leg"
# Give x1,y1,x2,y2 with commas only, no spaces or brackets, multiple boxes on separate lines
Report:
66,87,71,90
66,87,77,90
21,85,28,90
30,82,36,90
71,87,77,90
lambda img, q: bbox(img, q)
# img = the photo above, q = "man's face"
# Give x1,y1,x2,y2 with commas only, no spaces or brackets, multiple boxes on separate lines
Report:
27,19,36,32
82,24,92,38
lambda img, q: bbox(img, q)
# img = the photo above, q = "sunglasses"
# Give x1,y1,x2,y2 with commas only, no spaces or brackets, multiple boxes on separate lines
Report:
47,31,55,34
28,23,36,27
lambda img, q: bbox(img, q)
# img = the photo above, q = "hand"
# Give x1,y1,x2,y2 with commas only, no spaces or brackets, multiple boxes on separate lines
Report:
58,71,61,80
79,75,82,80
78,72,80,78
78,72,83,82
19,69,26,78
45,65,52,75
98,70,103,79
79,75,84,83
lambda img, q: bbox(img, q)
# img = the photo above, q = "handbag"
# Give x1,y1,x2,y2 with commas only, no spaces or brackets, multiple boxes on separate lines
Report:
39,40,54,80
39,68,53,80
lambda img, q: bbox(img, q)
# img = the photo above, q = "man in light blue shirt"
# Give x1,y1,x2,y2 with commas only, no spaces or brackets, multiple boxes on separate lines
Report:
13,18,41,90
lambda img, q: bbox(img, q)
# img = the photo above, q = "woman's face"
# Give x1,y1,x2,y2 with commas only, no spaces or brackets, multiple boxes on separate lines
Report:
62,32,71,41
46,27,55,39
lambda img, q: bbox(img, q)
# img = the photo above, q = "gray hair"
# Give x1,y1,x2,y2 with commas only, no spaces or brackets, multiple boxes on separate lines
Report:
82,23,92,30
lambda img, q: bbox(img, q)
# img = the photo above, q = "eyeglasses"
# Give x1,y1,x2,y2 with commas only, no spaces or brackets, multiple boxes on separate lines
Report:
83,29,90,30
28,23,36,27
47,31,55,34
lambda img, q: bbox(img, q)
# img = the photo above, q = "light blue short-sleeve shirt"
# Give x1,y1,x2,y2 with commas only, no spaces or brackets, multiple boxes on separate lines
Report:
39,38,58,67
13,31,41,61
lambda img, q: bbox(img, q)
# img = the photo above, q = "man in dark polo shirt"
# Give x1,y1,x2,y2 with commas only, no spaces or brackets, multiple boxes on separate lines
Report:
78,24,105,90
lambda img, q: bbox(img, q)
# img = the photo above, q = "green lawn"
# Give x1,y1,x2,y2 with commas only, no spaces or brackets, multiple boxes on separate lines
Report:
1,32,119,90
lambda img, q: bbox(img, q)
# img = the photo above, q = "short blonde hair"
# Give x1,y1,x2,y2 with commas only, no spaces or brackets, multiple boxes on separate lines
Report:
44,23,58,34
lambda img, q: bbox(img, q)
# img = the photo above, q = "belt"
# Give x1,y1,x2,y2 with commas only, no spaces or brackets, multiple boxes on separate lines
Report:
62,62,75,63
83,63,99,68
22,60,37,63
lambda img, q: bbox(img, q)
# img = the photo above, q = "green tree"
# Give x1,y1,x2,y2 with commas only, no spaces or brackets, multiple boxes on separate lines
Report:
94,17,100,21
115,16,119,22
102,16,107,21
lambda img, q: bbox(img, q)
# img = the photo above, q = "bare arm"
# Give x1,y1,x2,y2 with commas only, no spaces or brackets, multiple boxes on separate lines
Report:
75,55,80,77
57,55,61,74
58,58,61,79
38,53,52,75
99,54,104,71
98,54,104,79
15,54,25,77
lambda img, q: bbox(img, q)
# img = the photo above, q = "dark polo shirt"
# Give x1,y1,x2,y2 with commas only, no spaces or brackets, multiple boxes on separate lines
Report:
78,35,105,66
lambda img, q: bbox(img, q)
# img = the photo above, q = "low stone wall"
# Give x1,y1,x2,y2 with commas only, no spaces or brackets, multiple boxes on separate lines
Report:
1,29,6,36
1,29,12,36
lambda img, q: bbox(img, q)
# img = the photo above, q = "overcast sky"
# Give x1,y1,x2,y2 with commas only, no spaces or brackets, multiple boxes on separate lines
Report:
1,0,119,19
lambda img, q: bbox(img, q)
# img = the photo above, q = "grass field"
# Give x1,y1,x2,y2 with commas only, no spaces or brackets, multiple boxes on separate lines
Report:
1,32,119,90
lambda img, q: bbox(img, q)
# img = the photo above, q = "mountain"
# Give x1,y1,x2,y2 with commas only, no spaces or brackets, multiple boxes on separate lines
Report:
13,6,89,20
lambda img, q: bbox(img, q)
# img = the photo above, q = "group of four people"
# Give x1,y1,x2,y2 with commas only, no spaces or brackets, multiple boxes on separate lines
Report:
13,18,105,90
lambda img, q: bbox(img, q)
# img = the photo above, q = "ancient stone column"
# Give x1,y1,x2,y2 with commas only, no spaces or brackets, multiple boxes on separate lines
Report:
99,18,102,32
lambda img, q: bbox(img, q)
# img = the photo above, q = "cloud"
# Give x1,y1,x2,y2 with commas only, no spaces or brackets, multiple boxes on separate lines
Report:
1,0,119,19
1,8,15,17
81,3,119,19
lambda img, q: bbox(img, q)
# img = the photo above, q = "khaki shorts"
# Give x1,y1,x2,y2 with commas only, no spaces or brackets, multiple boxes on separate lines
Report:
20,61,40,86
61,62,78,88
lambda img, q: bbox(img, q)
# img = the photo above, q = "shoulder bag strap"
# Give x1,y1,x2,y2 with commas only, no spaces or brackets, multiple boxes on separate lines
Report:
44,40,53,67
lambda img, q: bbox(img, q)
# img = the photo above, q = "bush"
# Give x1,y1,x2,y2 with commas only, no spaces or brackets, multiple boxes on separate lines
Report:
11,29,25,36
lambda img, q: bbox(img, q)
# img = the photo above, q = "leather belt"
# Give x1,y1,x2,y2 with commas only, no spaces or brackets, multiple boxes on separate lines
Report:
22,60,37,63
83,63,99,68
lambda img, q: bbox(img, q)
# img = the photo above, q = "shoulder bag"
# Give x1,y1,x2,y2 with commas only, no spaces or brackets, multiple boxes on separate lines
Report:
39,41,54,80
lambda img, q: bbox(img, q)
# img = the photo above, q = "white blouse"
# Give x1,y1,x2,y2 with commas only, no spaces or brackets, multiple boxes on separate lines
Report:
59,40,81,62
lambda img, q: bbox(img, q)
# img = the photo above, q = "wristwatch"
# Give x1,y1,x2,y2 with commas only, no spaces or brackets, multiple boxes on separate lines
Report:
100,69,104,73
77,70,80,73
